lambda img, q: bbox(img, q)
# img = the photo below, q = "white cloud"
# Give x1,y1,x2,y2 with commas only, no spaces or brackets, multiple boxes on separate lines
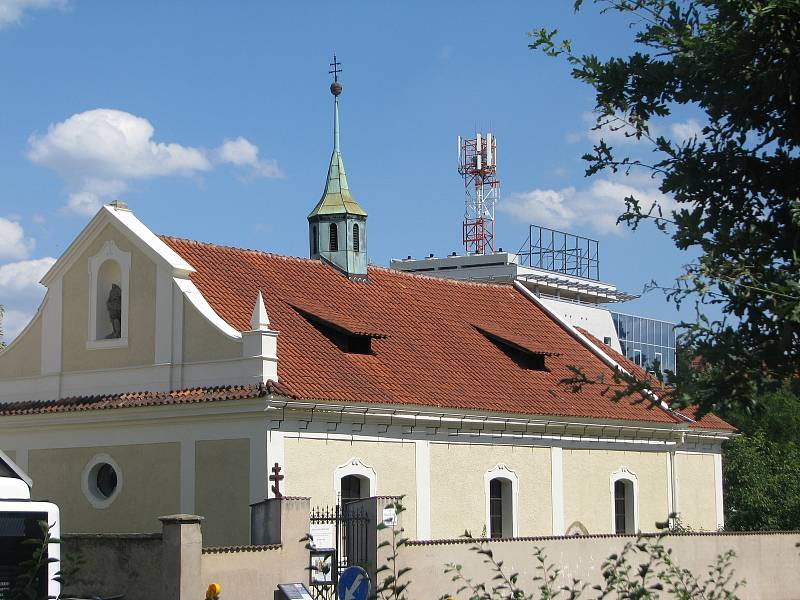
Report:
0,0,65,28
1,309,35,341
0,257,55,344
28,109,282,214
28,109,211,215
0,256,55,296
216,137,282,178
28,109,210,179
0,217,35,259
671,118,704,142
500,175,675,236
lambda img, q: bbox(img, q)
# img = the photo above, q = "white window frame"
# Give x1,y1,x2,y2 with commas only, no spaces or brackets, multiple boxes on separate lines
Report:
87,240,131,349
610,467,639,534
81,453,123,509
484,464,519,538
334,458,377,501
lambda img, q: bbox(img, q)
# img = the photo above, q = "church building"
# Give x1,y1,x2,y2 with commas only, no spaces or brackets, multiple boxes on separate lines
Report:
0,67,733,547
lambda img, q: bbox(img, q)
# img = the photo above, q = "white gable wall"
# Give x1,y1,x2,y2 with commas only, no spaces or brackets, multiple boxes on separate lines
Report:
0,204,279,403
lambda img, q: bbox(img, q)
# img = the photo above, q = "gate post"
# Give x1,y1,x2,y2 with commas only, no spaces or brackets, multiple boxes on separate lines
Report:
159,514,204,600
346,496,401,587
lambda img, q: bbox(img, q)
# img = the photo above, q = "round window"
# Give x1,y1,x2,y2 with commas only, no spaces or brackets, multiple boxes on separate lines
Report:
95,463,118,498
82,454,123,508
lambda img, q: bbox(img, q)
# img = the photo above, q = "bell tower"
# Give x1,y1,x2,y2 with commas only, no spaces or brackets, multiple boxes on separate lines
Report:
308,54,368,282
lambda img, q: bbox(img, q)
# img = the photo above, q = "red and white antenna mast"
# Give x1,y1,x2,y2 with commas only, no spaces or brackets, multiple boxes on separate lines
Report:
458,132,499,255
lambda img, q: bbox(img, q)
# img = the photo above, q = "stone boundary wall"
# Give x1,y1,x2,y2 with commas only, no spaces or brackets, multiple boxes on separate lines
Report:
400,531,800,600
59,504,800,600
61,532,164,600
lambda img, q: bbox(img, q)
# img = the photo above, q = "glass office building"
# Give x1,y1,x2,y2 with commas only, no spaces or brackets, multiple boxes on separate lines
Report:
611,312,677,375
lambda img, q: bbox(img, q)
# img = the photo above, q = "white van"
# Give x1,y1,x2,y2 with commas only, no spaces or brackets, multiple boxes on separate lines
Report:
0,450,60,600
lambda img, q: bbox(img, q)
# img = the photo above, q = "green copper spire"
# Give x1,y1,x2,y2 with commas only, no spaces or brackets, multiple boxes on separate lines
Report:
308,57,367,219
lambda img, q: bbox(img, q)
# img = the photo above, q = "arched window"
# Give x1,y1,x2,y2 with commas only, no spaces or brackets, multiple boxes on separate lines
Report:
340,474,369,504
353,223,360,252
329,223,338,252
334,458,377,506
484,464,518,538
312,226,318,255
489,478,513,538
610,468,639,534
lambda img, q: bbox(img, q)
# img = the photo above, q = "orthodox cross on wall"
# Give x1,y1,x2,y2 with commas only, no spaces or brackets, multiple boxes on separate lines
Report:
269,462,284,498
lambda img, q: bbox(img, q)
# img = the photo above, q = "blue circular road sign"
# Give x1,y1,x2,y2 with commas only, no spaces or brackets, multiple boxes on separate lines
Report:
338,566,370,600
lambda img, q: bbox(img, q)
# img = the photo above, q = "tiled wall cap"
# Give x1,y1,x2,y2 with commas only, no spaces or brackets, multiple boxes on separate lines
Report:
158,514,205,524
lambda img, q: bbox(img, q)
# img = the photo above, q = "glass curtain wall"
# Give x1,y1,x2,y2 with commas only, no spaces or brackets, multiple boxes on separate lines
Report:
610,312,677,375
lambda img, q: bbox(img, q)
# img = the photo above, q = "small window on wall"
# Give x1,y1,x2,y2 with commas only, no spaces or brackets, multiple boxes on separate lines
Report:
489,479,505,538
329,223,339,252
353,223,360,252
484,464,518,539
82,454,123,509
88,240,130,349
312,226,318,255
610,468,638,534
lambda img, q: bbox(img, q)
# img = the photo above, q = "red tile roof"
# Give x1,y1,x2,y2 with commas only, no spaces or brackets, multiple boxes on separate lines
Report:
156,236,731,430
575,328,734,432
0,382,292,416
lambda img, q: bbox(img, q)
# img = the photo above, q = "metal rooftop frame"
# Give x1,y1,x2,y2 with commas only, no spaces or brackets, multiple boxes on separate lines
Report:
517,224,600,281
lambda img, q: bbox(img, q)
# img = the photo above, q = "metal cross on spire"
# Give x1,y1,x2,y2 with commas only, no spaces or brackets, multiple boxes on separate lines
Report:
329,53,342,83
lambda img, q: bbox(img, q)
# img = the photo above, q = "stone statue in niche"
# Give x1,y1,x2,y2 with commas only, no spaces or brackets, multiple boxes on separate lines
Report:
105,284,122,339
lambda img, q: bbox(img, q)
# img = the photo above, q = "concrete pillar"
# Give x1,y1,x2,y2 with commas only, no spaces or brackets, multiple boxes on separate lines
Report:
160,514,204,600
347,497,401,589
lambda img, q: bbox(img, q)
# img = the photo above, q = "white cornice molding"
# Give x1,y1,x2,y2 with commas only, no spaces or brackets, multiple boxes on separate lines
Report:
263,398,731,444
40,204,195,288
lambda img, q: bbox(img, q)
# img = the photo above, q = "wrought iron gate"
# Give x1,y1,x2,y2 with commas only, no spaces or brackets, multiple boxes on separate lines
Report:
308,504,369,600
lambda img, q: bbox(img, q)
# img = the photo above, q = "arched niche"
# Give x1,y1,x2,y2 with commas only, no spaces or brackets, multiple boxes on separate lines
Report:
87,240,131,349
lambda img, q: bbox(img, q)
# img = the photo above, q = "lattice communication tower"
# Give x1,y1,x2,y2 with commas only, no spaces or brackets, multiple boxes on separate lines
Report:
458,133,500,255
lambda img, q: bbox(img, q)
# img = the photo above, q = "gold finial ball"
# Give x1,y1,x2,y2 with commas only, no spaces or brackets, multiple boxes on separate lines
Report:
330,81,342,96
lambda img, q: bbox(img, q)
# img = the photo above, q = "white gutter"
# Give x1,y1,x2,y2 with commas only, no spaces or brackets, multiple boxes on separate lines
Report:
512,280,680,418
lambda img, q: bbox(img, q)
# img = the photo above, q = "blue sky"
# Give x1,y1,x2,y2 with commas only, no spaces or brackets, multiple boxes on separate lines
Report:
0,1,707,341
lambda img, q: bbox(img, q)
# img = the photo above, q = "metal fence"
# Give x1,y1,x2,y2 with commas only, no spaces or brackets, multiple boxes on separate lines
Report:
308,504,369,600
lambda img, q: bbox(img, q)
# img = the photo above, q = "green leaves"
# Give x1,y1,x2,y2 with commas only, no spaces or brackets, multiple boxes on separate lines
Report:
531,0,800,415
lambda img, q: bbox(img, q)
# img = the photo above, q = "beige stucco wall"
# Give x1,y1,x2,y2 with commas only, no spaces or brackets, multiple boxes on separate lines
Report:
563,448,669,534
195,439,250,547
675,452,718,530
429,442,552,539
399,533,800,600
0,313,42,378
28,443,180,533
182,299,242,363
61,224,156,372
2,450,15,462
283,436,418,538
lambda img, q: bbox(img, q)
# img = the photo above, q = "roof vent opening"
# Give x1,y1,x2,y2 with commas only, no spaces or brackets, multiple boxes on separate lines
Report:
488,338,547,371
289,302,385,356
472,324,559,372
308,320,373,355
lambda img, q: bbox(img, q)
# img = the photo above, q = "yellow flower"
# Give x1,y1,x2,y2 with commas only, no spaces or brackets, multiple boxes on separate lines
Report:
206,583,222,599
